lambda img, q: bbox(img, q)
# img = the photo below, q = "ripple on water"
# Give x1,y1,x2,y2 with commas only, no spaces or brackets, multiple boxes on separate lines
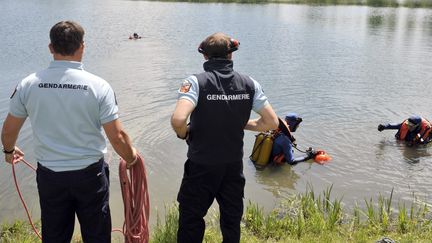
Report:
1,0,432,223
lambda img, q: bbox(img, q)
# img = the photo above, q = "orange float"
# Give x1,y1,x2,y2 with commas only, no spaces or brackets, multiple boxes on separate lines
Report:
313,150,331,164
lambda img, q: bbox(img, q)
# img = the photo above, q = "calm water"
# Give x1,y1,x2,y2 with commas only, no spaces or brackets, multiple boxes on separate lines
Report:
1,0,432,232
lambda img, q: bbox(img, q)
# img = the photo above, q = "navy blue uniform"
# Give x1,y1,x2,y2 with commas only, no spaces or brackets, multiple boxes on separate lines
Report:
177,59,257,243
37,159,111,243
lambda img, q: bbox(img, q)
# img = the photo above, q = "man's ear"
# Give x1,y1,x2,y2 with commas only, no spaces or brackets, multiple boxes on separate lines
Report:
48,43,54,54
204,54,209,60
78,42,85,54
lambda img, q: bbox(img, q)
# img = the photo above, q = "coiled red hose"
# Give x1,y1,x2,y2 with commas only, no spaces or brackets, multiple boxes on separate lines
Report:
119,154,150,243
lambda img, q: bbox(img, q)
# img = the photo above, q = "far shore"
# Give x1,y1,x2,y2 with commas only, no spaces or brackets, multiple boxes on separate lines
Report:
148,0,432,8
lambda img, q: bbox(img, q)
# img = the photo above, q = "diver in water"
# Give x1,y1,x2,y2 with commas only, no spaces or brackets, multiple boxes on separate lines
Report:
129,32,142,39
270,113,317,165
378,115,432,145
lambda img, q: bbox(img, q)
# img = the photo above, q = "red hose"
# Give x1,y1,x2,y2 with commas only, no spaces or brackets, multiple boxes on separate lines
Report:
11,159,42,240
119,154,150,243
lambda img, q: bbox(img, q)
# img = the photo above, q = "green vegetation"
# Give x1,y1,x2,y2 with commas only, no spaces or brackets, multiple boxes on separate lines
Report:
3,186,432,242
149,0,432,8
403,0,432,7
152,186,432,243
288,0,363,5
0,221,41,243
365,0,399,7
0,221,121,243
150,0,271,3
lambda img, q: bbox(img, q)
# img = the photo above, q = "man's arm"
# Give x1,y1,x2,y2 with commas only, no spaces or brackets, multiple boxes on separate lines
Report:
102,119,137,166
245,104,278,132
1,114,26,163
378,122,402,131
171,99,195,139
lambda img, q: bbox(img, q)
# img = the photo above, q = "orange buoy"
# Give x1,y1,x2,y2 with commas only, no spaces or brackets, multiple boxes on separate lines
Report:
314,150,331,164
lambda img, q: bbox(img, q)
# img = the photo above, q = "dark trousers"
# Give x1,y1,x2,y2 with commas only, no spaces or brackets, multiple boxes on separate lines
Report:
177,159,245,243
36,159,111,243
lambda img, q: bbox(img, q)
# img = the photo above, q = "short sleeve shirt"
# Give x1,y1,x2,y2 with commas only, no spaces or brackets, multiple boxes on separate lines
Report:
177,75,269,112
9,61,118,171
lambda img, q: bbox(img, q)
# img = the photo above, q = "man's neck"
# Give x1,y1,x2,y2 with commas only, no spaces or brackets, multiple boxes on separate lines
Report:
53,53,82,62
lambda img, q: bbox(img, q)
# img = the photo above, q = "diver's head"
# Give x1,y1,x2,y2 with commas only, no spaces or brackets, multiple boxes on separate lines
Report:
285,113,302,132
406,115,421,131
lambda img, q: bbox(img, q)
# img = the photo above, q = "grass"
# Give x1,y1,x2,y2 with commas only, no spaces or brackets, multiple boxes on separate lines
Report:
3,187,432,242
0,221,41,243
0,220,119,243
150,186,432,242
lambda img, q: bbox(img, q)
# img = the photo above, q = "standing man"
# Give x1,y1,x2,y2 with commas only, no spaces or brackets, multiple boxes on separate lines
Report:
171,32,279,243
1,21,137,243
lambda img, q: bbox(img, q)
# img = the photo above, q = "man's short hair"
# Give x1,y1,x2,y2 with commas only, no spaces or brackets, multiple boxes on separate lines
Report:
198,32,232,59
50,21,84,56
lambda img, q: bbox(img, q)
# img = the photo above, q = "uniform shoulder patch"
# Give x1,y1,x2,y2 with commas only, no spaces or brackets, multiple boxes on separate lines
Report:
179,80,192,93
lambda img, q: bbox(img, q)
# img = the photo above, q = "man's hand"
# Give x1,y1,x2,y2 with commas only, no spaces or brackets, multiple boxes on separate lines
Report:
378,124,385,132
245,104,278,132
177,124,190,141
126,148,138,169
4,146,24,164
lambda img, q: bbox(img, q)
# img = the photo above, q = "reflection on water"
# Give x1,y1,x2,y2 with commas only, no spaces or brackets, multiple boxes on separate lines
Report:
0,0,432,231
401,145,431,164
253,161,300,197
368,14,384,26
376,139,431,163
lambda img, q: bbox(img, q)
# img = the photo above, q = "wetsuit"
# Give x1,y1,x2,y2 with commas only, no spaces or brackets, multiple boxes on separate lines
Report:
381,118,432,144
271,132,310,165
269,115,311,165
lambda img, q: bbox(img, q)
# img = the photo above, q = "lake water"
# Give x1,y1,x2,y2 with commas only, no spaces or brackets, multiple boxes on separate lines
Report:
1,0,432,233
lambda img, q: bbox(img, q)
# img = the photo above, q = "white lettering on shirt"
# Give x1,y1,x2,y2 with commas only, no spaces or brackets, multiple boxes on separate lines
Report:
206,94,250,101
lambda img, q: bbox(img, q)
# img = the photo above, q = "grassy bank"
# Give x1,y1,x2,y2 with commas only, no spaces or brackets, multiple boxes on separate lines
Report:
0,221,41,243
149,0,432,8
152,187,432,242
2,187,432,242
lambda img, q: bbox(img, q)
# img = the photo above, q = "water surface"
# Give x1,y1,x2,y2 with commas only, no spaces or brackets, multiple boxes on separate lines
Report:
1,0,432,232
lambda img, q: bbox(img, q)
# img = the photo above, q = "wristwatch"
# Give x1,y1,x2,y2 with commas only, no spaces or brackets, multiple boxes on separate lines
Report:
2,147,15,154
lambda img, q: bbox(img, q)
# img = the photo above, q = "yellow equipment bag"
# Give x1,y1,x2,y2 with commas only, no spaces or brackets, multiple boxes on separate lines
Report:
250,132,274,166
